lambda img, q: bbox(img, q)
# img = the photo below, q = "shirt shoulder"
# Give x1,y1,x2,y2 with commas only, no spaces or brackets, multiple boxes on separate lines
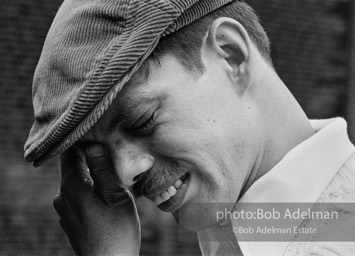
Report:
318,152,355,203
284,152,355,256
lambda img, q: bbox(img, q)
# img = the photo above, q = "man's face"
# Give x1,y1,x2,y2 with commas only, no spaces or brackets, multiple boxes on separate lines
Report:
81,54,258,231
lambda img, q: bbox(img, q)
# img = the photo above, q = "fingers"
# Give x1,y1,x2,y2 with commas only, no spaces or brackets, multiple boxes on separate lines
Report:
60,146,93,201
53,145,141,256
60,146,89,185
53,194,64,218
84,143,129,206
57,143,131,209
56,146,93,220
84,143,114,193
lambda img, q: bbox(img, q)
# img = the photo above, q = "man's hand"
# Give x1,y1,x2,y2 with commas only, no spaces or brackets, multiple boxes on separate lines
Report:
53,144,140,256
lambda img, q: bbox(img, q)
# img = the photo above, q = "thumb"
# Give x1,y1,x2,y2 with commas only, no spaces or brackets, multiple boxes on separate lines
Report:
84,143,130,206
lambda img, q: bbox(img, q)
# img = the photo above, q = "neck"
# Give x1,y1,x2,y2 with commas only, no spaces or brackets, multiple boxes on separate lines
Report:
239,69,315,198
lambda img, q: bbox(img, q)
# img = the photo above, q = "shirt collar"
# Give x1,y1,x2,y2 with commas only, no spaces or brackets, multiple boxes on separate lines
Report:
238,117,354,204
234,118,355,256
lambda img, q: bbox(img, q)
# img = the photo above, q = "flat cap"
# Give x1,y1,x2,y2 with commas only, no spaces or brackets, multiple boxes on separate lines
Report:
24,0,233,166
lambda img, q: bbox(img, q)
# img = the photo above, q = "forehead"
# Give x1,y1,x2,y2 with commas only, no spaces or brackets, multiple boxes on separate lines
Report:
109,59,164,112
81,55,189,140
112,54,195,108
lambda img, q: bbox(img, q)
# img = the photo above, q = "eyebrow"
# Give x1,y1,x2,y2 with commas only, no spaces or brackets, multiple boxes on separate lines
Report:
104,92,157,135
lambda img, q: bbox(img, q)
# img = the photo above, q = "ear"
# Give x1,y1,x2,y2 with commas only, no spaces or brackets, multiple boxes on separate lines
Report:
205,17,253,94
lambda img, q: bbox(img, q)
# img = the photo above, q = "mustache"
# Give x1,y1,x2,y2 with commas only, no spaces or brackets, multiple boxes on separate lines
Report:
131,160,188,198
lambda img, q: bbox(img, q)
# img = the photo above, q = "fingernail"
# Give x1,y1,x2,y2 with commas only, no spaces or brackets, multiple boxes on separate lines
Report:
86,144,104,157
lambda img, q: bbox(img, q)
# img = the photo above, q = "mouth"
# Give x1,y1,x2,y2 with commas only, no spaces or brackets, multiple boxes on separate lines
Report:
146,173,190,212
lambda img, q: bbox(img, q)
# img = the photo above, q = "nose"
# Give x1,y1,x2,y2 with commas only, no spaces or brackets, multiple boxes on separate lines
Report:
110,140,154,187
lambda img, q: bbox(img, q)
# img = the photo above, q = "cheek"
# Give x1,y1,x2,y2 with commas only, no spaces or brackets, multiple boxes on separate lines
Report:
152,124,238,188
149,115,246,198
150,122,223,162
150,119,243,178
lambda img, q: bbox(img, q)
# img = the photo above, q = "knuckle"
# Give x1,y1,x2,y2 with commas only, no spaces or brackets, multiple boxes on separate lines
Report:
89,160,110,174
59,184,69,197
53,194,63,214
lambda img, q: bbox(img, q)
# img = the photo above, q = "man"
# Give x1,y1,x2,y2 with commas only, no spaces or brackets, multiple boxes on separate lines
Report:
25,0,355,255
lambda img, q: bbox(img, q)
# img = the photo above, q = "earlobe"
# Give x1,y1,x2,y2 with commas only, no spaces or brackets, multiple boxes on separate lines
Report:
206,17,252,92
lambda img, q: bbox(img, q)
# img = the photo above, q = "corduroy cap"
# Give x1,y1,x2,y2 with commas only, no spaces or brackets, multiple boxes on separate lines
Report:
24,0,233,166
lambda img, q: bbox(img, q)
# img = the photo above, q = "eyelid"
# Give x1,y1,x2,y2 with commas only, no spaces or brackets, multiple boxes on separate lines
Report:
123,99,162,134
130,110,156,132
128,109,154,128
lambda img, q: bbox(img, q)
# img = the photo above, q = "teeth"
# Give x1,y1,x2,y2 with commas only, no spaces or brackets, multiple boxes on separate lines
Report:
154,195,163,205
174,179,183,189
168,186,177,196
154,177,185,205
161,191,170,201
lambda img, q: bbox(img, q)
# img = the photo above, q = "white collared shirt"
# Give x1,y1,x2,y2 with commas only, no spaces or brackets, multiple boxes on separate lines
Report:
198,118,355,256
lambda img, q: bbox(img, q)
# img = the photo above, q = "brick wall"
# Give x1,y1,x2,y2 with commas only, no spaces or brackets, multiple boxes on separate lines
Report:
0,0,75,255
248,0,350,119
0,0,351,255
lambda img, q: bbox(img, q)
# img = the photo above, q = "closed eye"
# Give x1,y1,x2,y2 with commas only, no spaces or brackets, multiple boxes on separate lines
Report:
130,111,156,135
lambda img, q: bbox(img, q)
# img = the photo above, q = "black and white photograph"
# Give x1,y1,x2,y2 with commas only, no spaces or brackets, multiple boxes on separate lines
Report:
1,0,355,255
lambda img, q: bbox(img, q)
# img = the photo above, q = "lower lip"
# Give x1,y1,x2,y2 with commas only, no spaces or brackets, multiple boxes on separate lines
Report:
157,174,190,212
